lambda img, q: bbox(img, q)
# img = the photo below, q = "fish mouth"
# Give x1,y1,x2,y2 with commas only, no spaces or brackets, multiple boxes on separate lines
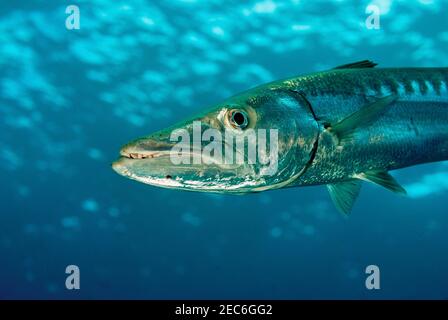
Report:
112,136,255,192
113,141,175,174
119,149,167,160
114,134,245,170
112,149,185,189
113,147,242,174
112,135,176,180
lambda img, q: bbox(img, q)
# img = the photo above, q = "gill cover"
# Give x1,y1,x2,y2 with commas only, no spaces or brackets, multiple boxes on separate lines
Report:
250,88,320,191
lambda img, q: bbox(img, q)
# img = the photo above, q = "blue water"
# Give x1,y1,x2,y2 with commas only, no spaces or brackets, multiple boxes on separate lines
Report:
1,0,448,299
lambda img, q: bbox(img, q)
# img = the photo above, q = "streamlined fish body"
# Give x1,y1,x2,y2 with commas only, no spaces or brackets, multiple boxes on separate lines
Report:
113,61,448,214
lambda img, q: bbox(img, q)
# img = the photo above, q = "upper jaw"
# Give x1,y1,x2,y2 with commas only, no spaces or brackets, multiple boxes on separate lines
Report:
119,136,175,160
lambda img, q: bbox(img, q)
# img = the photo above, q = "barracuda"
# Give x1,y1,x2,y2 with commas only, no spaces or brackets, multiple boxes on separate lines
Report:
112,60,448,214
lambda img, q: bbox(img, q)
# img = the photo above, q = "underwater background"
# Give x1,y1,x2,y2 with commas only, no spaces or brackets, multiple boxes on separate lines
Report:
1,0,448,299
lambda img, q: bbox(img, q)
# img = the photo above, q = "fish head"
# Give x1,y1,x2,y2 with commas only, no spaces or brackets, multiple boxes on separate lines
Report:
112,86,319,193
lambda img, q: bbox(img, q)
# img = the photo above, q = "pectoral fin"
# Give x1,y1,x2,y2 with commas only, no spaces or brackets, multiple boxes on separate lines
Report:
327,180,362,215
355,170,407,195
327,94,397,144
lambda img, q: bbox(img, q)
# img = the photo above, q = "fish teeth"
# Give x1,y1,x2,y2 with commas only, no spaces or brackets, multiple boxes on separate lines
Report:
127,153,158,159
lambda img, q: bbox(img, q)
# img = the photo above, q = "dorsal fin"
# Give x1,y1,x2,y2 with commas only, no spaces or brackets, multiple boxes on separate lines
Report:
327,180,362,215
333,60,378,69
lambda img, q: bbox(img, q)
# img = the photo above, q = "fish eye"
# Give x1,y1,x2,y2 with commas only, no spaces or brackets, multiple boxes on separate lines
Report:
229,109,249,129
